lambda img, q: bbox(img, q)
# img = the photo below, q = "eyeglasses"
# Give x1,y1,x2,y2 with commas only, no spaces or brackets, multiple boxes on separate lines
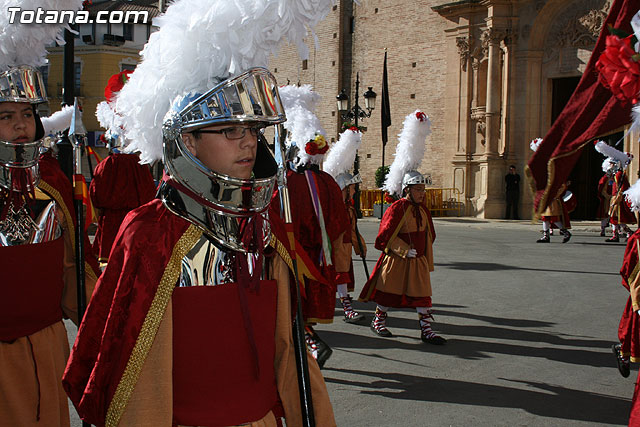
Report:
196,125,264,140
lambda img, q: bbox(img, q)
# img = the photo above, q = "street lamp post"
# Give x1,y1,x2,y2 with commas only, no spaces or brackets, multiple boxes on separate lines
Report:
336,73,376,217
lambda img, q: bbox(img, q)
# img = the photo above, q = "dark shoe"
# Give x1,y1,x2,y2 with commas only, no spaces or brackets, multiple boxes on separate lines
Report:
612,344,630,378
561,229,571,243
606,236,620,242
536,236,550,243
421,334,447,345
314,334,333,369
305,328,333,369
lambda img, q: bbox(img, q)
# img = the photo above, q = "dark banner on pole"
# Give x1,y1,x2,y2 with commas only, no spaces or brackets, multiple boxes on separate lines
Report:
381,50,391,147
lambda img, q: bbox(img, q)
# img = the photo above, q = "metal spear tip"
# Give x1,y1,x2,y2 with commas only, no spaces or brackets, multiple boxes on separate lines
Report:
69,98,87,139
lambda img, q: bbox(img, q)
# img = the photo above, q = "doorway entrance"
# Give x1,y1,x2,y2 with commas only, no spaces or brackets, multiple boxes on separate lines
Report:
550,76,607,220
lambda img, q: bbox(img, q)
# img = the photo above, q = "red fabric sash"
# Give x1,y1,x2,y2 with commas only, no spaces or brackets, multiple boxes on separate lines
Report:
172,281,278,426
0,237,64,341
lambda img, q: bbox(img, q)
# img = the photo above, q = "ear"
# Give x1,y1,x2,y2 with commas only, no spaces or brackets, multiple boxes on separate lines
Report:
182,133,197,156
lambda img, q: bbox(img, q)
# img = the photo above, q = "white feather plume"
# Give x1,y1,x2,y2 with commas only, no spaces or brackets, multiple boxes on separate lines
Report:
114,0,336,164
625,179,640,212
41,105,74,135
530,137,543,152
602,157,615,173
278,84,326,165
383,110,431,197
594,140,632,167
96,101,124,140
0,0,83,71
324,128,361,178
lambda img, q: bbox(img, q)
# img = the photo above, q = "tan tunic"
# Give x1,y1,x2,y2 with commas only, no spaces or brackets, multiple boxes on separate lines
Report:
370,206,434,298
0,190,97,427
118,254,336,427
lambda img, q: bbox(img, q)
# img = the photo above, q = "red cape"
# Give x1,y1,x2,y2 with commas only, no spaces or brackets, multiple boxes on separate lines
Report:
620,229,640,291
279,169,351,321
89,153,156,261
63,199,300,425
597,174,613,219
359,198,435,301
611,170,635,224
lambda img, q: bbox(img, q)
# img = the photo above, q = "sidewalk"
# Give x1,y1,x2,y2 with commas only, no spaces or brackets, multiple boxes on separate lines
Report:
360,215,606,232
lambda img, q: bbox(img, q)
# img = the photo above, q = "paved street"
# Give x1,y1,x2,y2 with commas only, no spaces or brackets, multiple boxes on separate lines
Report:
68,217,634,426
318,217,633,426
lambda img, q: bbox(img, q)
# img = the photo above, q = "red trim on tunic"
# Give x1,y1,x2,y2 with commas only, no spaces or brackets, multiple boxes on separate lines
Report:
0,237,64,341
364,290,432,309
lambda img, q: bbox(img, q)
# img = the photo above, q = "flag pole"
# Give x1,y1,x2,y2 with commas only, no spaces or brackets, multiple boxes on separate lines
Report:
380,49,391,216
274,125,315,427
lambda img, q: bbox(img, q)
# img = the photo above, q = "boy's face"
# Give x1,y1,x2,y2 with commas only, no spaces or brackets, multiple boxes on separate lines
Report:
0,102,36,143
182,124,258,179
407,184,425,204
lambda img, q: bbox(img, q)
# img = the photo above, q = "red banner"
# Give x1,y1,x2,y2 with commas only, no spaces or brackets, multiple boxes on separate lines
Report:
526,0,639,215
73,174,98,229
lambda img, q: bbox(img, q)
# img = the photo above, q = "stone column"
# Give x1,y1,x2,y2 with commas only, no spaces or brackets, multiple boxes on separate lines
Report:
483,28,506,156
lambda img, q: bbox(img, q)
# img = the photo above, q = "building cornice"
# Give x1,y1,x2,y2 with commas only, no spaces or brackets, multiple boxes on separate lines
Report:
432,0,482,17
47,45,141,56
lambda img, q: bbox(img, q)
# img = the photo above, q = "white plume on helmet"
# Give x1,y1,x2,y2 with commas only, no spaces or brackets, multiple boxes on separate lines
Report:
383,110,431,197
602,157,616,174
278,84,327,166
111,0,336,164
0,0,82,72
96,100,122,141
41,105,74,135
530,138,543,152
594,140,632,170
625,179,640,212
324,128,361,178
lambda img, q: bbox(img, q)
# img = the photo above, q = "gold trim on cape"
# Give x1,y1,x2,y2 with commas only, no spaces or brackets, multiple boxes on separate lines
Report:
525,140,591,219
105,224,202,427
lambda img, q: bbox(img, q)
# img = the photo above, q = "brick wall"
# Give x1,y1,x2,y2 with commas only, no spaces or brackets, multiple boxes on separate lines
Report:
269,0,452,190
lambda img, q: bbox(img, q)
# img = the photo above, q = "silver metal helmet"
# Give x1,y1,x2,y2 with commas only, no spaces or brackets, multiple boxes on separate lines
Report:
160,67,286,252
335,172,362,190
0,65,47,192
402,170,429,192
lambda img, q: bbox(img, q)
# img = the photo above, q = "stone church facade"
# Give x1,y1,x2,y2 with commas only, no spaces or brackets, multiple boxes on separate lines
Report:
269,0,617,218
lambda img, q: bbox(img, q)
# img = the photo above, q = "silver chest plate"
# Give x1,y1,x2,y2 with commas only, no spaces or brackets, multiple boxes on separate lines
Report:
0,199,62,246
178,234,264,287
